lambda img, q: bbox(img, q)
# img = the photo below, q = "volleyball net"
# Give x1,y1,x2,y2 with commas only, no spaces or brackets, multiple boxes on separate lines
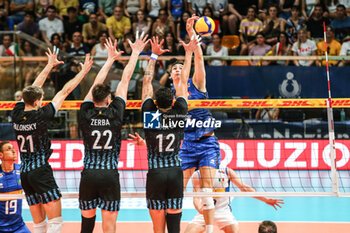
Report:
0,98,349,199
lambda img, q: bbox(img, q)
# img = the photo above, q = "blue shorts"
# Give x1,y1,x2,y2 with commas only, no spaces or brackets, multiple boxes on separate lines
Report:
15,224,31,233
1,223,31,233
179,136,221,170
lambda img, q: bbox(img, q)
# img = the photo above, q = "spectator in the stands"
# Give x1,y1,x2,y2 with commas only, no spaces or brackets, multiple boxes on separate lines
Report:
19,40,39,56
256,94,280,120
39,5,64,45
239,6,263,55
118,33,134,67
98,0,118,20
152,8,175,40
258,0,279,20
278,0,300,20
82,13,107,49
285,5,305,44
324,0,350,19
9,0,34,24
306,4,330,41
123,0,145,18
163,32,178,56
65,31,90,55
176,10,190,41
270,32,292,66
301,0,320,20
91,31,108,67
79,0,98,15
206,33,228,66
0,34,16,56
209,0,230,34
262,4,285,46
187,0,209,16
227,0,259,34
64,7,83,44
132,10,151,38
54,0,79,20
147,0,166,19
16,11,40,38
167,0,185,21
331,4,350,41
51,33,65,51
106,6,131,41
35,0,52,19
248,32,272,66
339,36,350,66
317,26,341,66
0,0,9,30
292,28,317,66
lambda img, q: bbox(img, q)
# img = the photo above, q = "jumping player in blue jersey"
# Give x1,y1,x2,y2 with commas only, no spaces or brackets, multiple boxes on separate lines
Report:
11,49,93,233
0,141,31,233
170,15,221,233
79,33,149,233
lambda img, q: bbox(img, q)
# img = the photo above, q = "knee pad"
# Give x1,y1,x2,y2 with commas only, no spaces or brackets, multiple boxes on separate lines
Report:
33,220,47,233
47,216,63,233
201,188,215,210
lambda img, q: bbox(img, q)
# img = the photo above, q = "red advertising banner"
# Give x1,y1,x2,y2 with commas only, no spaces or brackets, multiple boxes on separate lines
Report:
9,139,350,170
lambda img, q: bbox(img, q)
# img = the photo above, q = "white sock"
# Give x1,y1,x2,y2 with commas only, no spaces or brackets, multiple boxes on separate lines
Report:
47,216,63,233
33,220,47,233
206,225,214,233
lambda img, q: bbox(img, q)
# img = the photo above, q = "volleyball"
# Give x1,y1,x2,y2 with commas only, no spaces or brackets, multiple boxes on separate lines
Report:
195,16,215,36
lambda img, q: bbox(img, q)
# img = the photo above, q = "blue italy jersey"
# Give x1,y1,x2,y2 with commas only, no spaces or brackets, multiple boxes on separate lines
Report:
0,164,28,232
184,78,217,141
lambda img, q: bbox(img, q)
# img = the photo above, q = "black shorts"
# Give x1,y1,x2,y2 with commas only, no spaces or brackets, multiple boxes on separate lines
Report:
146,167,183,210
21,164,61,205
79,169,120,211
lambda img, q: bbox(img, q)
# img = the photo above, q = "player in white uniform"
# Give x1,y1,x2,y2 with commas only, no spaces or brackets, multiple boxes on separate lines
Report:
185,167,284,233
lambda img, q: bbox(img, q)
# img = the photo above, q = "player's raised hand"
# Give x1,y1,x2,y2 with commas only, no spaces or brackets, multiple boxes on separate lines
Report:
79,54,94,75
186,14,199,36
128,132,146,146
150,36,169,55
265,198,284,210
128,30,150,54
105,37,124,60
180,35,201,53
46,46,64,67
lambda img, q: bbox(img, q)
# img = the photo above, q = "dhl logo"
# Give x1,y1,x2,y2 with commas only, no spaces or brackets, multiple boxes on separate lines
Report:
1,99,350,110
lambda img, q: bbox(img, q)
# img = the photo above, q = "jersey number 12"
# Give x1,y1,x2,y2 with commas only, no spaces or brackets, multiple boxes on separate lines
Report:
156,133,175,152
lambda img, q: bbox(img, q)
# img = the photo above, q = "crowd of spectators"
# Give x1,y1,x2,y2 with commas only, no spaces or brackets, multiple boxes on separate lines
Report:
0,0,349,68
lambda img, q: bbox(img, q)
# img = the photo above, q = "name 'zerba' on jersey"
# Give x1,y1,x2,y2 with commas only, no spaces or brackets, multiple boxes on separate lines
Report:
142,97,188,169
11,102,56,172
79,97,125,170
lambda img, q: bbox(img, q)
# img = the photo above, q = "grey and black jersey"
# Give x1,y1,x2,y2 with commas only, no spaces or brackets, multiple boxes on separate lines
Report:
79,96,126,170
142,97,188,169
11,102,56,173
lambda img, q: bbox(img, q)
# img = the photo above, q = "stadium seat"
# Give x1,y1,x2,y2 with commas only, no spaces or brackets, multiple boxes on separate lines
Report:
230,60,249,66
222,35,240,50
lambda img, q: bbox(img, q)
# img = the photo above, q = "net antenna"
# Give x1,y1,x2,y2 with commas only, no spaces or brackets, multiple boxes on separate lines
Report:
323,21,339,195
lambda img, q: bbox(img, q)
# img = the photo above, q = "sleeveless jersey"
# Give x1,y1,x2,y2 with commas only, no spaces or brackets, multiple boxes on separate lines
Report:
79,97,125,170
11,102,56,172
0,164,27,232
183,78,217,141
142,97,187,169
197,167,231,210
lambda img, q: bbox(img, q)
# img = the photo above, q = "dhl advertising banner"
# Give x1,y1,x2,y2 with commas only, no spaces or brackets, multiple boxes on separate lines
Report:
205,66,350,99
8,140,350,170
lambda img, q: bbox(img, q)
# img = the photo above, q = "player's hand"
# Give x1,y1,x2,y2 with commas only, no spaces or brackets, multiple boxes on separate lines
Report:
180,35,201,53
150,36,169,55
46,46,64,67
128,132,146,146
186,14,199,36
129,31,150,54
105,37,124,61
79,54,94,75
265,198,284,210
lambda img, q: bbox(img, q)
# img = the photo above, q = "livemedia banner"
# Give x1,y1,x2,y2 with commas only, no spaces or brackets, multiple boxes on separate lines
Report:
9,139,350,170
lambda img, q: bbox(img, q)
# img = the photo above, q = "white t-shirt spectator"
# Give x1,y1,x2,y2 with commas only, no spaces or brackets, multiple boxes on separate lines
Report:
189,0,209,15
39,17,64,42
292,39,317,66
208,0,228,18
340,41,350,56
206,45,228,66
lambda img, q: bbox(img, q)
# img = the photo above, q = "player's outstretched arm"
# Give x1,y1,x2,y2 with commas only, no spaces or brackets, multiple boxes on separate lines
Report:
52,54,93,110
142,36,169,101
32,47,64,87
84,38,123,101
191,172,204,214
115,31,149,101
177,35,201,99
227,167,284,210
186,14,206,92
